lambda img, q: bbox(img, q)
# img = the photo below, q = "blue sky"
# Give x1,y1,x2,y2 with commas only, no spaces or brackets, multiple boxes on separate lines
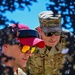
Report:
1,0,74,33
4,0,48,29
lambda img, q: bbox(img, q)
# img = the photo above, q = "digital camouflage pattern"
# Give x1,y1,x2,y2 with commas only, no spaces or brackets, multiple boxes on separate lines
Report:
22,31,75,75
27,46,67,75
22,11,75,75
38,11,62,33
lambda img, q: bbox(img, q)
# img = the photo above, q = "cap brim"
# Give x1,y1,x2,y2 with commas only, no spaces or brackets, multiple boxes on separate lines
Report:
18,37,45,48
41,27,61,33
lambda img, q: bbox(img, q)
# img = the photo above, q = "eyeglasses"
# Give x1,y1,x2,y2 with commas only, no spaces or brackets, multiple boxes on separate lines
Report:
44,31,61,37
18,44,36,53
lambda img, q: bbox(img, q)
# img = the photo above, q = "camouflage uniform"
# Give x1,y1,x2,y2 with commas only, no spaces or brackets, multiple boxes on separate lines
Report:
22,11,74,75
26,40,68,75
23,31,75,75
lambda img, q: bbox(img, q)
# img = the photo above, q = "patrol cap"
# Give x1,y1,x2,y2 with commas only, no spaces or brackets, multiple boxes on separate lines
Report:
38,11,62,33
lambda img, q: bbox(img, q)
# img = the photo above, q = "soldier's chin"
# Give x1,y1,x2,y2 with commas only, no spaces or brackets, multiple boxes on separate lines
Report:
21,64,26,68
20,63,27,68
49,43,57,47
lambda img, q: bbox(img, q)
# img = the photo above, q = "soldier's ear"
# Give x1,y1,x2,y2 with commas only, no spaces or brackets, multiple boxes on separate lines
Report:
35,26,41,32
37,27,42,35
35,26,42,38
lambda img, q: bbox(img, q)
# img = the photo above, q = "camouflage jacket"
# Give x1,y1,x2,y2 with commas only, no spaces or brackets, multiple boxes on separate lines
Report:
26,42,68,75
23,31,75,75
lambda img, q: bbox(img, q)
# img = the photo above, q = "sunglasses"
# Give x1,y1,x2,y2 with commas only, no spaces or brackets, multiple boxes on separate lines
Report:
44,31,61,36
18,44,36,53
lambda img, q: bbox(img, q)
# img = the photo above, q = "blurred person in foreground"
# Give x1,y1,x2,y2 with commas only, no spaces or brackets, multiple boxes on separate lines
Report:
24,11,75,75
0,24,45,75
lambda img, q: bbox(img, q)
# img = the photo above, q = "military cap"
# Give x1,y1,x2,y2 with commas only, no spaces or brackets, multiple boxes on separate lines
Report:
38,11,62,33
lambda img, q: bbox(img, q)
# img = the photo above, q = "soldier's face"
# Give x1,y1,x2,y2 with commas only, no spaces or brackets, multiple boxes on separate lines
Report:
39,30,60,47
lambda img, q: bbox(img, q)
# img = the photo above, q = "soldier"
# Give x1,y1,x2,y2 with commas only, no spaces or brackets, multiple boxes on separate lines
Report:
24,11,72,75
0,24,45,75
